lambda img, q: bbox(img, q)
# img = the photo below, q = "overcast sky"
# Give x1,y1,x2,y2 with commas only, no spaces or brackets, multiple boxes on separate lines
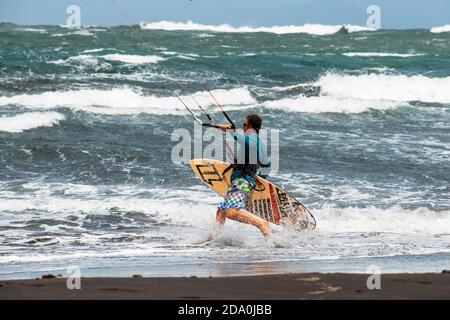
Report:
0,0,449,29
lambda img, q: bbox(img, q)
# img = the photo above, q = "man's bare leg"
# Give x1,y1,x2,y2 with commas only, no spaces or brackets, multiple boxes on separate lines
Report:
207,208,227,241
222,208,270,238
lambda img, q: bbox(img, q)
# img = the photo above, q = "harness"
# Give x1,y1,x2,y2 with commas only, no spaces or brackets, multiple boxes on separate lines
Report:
222,135,262,189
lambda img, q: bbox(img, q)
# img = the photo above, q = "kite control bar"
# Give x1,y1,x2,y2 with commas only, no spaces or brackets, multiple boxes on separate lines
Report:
202,123,233,130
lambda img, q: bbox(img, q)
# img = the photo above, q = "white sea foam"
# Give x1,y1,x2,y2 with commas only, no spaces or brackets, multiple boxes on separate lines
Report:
430,24,450,33
343,52,424,57
197,33,215,38
48,54,98,65
263,95,404,113
0,247,182,264
268,83,307,92
1,179,449,267
82,48,106,53
0,183,218,229
0,112,65,133
316,206,450,234
0,87,256,115
51,29,94,37
71,29,93,36
18,28,47,33
102,54,166,64
1,181,449,236
240,53,258,57
176,55,196,61
49,54,165,66
140,20,375,35
263,73,450,113
46,54,111,71
47,59,66,65
86,28,107,32
362,67,395,72
315,73,450,103
345,25,376,33
161,51,178,55
67,54,100,65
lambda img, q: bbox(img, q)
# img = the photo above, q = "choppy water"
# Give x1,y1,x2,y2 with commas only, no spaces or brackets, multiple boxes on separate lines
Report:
0,22,450,279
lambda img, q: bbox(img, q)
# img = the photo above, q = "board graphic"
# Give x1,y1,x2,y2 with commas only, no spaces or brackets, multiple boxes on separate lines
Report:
191,158,316,230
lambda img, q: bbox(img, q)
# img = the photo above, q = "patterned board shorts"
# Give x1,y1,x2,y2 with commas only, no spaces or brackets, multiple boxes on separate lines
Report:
218,177,253,210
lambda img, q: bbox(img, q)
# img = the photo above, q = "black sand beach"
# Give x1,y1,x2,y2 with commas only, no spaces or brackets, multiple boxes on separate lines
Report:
1,273,449,300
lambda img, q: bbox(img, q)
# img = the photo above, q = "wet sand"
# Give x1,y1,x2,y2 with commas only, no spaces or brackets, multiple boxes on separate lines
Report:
1,273,450,300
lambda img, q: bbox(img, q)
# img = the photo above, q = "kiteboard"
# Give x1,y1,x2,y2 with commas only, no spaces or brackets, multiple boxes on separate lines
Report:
190,158,316,230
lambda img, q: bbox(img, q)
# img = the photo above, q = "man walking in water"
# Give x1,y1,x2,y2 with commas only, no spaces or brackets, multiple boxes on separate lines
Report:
208,114,271,240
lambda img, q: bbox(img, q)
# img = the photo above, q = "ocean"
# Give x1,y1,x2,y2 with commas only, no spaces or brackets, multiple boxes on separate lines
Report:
0,21,449,279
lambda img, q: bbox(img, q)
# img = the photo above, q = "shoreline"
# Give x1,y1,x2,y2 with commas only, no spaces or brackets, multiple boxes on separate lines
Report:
3,252,450,281
1,273,450,300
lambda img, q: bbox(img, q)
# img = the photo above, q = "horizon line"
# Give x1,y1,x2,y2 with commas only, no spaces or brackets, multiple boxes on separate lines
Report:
1,20,448,31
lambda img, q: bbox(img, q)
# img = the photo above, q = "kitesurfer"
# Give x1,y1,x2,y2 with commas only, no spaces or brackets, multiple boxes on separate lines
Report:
208,114,272,240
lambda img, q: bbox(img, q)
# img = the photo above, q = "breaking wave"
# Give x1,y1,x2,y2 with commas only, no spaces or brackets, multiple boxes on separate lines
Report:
263,96,404,113
102,54,166,64
430,24,450,33
140,20,375,35
315,73,450,103
262,73,450,113
48,53,165,66
17,27,47,33
316,206,450,234
0,112,65,133
0,87,256,115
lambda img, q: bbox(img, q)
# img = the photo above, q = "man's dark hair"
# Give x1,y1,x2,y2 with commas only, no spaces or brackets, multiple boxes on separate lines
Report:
246,114,262,133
